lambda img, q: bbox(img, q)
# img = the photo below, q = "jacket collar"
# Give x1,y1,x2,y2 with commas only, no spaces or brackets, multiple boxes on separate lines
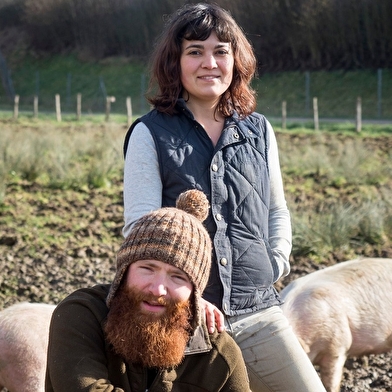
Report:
184,323,212,356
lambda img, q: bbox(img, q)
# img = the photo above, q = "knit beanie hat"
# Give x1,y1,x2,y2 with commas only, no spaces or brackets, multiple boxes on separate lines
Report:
107,189,212,328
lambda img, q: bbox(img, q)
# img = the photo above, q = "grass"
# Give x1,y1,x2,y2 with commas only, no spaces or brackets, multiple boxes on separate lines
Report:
1,54,392,120
1,117,391,263
2,55,148,115
256,69,392,119
277,131,392,261
0,118,126,193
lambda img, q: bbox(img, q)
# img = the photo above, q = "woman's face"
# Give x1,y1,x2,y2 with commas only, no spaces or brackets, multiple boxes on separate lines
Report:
180,31,234,105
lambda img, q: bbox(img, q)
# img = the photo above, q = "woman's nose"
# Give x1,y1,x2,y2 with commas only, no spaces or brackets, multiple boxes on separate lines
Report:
202,54,217,69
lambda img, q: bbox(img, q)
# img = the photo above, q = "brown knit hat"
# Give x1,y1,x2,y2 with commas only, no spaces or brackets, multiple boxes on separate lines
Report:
107,189,212,328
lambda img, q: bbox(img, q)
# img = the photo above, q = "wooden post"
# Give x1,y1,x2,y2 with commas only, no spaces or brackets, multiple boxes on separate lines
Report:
55,94,62,122
281,101,287,130
33,95,39,118
313,97,319,131
356,96,362,133
76,93,82,120
105,96,116,122
13,95,19,120
126,96,133,127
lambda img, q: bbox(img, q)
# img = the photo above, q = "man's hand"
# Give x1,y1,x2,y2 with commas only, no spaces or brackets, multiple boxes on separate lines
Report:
200,298,225,333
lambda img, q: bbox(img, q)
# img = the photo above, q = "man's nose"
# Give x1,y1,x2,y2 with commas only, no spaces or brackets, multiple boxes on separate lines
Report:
149,278,168,297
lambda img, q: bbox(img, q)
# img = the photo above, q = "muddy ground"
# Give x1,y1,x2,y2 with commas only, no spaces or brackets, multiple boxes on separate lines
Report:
1,134,392,391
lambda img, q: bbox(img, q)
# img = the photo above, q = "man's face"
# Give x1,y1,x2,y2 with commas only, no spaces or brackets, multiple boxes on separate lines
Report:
104,260,194,368
124,259,193,316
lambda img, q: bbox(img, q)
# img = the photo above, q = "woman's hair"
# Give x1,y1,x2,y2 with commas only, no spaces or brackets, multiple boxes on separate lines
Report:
147,3,257,118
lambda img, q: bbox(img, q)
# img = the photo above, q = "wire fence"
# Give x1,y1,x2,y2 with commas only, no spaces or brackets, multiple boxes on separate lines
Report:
256,70,392,121
1,63,392,122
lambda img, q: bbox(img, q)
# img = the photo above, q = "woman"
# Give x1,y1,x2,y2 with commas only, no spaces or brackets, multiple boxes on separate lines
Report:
122,3,326,392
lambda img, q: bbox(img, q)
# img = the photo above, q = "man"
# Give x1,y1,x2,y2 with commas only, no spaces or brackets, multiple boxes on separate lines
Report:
45,189,250,392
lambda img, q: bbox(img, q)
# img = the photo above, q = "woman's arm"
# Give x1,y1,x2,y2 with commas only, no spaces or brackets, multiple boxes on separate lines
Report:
122,123,225,333
123,122,162,238
266,120,292,281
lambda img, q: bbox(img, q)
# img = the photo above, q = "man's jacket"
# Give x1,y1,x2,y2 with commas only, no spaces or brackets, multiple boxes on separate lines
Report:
45,284,250,392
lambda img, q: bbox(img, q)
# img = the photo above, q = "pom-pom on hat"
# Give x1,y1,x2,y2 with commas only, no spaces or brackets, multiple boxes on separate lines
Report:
107,189,212,328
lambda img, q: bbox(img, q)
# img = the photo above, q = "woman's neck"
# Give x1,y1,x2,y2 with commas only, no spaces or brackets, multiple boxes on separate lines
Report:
184,97,226,146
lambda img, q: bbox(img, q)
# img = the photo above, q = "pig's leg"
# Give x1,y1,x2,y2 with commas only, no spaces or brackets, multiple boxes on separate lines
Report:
317,330,351,392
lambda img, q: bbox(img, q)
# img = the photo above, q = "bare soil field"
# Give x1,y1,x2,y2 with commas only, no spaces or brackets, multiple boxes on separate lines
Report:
1,133,391,391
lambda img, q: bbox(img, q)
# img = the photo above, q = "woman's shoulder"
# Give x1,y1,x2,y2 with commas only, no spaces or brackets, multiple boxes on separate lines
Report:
232,111,270,139
245,111,268,127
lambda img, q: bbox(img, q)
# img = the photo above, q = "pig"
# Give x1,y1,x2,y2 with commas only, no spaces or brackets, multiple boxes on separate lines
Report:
280,257,392,392
0,302,56,392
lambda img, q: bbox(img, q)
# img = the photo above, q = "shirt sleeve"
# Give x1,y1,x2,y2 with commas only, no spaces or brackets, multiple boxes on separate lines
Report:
122,122,162,238
45,291,125,392
266,120,292,280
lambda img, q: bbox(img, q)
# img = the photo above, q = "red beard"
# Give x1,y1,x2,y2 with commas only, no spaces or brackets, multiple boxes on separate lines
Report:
104,285,192,368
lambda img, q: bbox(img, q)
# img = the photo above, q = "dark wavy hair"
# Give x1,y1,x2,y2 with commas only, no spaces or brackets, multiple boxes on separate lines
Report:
147,3,257,118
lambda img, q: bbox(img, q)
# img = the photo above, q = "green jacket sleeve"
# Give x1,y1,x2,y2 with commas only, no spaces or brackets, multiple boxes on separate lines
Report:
45,286,130,392
212,331,251,392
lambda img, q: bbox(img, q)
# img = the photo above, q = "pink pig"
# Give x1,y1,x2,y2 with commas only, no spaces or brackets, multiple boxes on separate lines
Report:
280,258,392,392
0,302,55,392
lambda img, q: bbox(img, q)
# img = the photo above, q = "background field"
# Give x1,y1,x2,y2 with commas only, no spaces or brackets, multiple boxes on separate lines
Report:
1,118,392,391
1,0,392,390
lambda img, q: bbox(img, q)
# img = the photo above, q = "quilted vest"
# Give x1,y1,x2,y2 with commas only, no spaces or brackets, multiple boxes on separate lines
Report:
124,101,282,315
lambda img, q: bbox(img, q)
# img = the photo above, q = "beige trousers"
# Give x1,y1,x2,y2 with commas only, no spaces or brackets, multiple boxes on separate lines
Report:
225,306,326,392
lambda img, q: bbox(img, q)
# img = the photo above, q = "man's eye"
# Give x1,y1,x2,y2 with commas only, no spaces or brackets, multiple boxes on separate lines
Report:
140,266,153,272
173,275,187,282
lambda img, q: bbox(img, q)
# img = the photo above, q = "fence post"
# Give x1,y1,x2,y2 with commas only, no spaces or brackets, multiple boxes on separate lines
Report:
377,69,382,119
105,96,116,121
55,94,62,122
126,97,133,127
356,96,362,133
76,93,82,120
305,71,310,116
66,72,72,109
33,95,39,118
13,94,19,120
313,97,319,131
281,101,287,130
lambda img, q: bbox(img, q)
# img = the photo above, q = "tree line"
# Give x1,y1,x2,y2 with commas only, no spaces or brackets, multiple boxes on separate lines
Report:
0,0,391,72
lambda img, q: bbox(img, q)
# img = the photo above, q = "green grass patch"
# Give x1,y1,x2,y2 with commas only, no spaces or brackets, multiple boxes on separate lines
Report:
256,69,392,120
2,55,392,120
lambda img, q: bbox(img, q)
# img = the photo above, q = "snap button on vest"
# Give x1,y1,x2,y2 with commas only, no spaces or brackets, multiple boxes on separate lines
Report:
220,258,228,266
